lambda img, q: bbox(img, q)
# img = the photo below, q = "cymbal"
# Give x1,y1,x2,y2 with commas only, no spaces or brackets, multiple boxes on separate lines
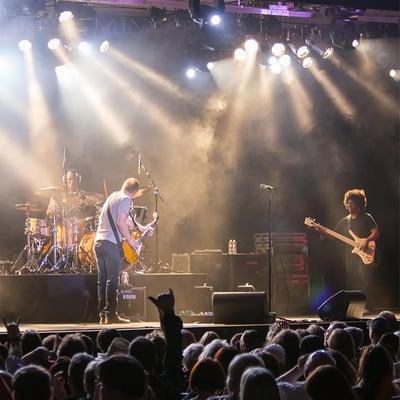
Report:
15,203,42,212
133,187,151,199
67,191,105,205
36,186,63,197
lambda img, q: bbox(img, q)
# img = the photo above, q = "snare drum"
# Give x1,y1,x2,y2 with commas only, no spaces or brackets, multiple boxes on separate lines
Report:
28,218,50,237
78,231,97,271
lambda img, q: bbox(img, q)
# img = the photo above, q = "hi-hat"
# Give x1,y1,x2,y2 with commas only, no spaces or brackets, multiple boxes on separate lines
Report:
15,203,42,212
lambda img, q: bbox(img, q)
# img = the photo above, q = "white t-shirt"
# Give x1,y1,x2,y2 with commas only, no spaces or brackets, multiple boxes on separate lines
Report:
95,191,132,244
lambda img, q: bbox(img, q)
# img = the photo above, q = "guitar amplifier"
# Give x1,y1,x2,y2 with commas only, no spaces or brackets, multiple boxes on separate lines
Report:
172,253,190,273
229,254,268,292
118,287,147,320
190,250,229,291
190,252,268,292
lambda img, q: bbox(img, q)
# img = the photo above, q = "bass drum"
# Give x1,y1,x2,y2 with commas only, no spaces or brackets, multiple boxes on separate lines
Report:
78,232,97,272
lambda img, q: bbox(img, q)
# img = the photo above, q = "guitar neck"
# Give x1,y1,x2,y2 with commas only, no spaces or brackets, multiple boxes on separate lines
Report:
321,226,357,247
137,218,158,243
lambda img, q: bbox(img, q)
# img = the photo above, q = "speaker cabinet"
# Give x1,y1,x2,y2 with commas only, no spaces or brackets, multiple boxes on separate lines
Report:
230,254,268,292
118,287,147,320
212,291,267,324
317,290,366,322
190,252,230,291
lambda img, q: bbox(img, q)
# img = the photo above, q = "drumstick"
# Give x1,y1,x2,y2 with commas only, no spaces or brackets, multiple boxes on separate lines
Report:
103,179,109,198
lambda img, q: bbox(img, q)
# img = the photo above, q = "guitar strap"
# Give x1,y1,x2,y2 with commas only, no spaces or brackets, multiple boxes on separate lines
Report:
106,193,124,259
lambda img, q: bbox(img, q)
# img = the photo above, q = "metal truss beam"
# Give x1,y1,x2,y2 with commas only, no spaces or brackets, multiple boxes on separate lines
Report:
59,0,400,24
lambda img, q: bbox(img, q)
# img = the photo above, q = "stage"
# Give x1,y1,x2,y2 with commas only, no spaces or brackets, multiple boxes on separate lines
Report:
1,314,396,343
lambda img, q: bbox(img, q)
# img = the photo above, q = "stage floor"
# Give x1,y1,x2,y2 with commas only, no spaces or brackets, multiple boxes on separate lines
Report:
1,313,394,335
0,314,321,340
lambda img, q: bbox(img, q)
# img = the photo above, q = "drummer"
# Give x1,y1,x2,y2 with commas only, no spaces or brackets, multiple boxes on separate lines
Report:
46,170,80,217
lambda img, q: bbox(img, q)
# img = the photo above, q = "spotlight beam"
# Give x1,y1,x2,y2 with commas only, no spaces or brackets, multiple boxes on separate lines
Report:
330,54,398,114
108,48,194,104
282,69,315,134
53,49,132,145
23,50,59,169
0,129,53,188
91,57,183,137
308,64,356,120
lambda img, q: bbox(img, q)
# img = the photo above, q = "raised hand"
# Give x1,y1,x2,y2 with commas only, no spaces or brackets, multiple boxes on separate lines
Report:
148,288,175,314
3,317,21,343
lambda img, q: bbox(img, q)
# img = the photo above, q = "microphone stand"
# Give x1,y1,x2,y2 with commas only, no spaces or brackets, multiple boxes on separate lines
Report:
140,163,164,268
263,187,275,322
62,148,69,271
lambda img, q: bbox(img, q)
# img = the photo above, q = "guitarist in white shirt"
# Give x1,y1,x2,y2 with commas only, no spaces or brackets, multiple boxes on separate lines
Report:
95,177,154,324
335,188,380,307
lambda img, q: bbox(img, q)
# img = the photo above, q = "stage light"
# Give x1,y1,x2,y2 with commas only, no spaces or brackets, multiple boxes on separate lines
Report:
99,41,110,53
55,64,76,84
18,40,32,52
59,11,74,23
48,38,61,50
150,7,168,27
244,39,259,55
331,20,360,50
207,62,214,71
271,43,285,57
279,54,291,68
186,67,196,79
234,48,247,61
306,36,334,59
288,36,309,59
268,56,278,66
78,41,91,54
389,69,400,81
209,13,221,26
269,63,282,74
302,56,314,69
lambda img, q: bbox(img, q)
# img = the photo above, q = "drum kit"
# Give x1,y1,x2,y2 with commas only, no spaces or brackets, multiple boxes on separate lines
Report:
13,186,105,274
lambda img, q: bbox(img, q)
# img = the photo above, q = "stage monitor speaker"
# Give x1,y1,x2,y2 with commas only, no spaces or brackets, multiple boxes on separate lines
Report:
212,292,267,324
317,290,366,322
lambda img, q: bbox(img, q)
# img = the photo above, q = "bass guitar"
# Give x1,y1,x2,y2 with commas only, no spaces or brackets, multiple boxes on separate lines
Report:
304,217,377,266
122,212,159,265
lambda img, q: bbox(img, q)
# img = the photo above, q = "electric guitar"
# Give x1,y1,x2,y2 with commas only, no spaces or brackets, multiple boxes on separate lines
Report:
122,212,159,265
304,217,377,266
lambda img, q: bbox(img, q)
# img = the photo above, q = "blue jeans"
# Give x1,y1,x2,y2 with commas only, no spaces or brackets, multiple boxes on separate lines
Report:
95,240,122,317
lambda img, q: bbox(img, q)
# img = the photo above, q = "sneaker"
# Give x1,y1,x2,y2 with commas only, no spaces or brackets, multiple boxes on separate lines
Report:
105,314,131,324
99,314,106,325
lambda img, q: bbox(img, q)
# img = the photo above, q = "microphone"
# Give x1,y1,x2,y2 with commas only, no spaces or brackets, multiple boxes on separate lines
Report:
260,184,275,190
62,147,67,169
138,153,141,175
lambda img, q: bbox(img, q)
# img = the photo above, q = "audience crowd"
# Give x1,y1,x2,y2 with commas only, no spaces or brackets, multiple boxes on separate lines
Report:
1,289,400,400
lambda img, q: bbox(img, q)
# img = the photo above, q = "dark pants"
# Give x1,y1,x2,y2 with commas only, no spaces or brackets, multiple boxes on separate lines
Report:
345,253,375,308
95,240,122,317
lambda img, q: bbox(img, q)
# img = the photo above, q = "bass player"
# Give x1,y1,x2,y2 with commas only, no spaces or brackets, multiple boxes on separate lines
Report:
335,188,379,294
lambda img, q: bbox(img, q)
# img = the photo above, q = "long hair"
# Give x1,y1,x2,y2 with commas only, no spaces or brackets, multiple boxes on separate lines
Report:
240,367,281,400
343,188,367,209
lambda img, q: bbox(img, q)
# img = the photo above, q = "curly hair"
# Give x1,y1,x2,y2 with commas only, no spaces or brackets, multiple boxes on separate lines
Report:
343,188,367,209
